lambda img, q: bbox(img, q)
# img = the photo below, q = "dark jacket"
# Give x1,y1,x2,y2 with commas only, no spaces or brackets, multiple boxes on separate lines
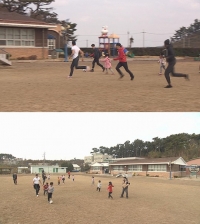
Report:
165,44,175,62
91,48,101,59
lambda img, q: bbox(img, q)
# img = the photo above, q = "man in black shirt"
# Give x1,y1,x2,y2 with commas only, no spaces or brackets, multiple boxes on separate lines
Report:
13,173,17,185
164,39,189,88
90,44,105,72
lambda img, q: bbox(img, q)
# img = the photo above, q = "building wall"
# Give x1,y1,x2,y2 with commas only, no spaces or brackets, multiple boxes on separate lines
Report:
5,47,48,59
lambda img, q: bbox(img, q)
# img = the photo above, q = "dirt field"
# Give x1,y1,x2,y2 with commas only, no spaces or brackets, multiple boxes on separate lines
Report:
1,174,200,224
0,59,199,112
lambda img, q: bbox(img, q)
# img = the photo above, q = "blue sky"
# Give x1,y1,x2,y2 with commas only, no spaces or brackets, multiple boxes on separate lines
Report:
50,0,200,47
0,113,200,160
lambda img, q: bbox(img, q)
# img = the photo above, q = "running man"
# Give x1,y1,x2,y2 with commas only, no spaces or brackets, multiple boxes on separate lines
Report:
90,44,105,72
163,39,189,88
33,174,41,197
113,43,134,80
68,40,90,78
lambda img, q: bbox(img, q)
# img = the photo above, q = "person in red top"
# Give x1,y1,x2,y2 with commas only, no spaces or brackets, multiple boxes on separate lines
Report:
68,171,71,179
43,182,49,195
107,181,114,199
113,43,134,80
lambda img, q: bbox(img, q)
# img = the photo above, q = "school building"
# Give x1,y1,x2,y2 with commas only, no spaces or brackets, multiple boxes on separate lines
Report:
30,164,68,174
0,11,56,59
109,157,187,178
90,162,109,174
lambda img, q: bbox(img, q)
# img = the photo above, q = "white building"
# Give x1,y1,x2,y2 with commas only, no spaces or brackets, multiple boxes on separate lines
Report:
72,164,81,172
30,165,68,174
84,153,114,164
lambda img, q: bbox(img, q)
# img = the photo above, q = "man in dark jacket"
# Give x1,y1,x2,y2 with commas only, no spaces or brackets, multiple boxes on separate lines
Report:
13,173,17,185
163,39,189,88
90,44,105,72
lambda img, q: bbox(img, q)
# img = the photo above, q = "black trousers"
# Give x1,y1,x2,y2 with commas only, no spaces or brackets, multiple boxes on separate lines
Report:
108,192,113,198
96,187,101,192
34,184,40,195
48,193,52,202
92,58,104,69
13,178,17,184
69,56,87,76
116,62,134,78
165,59,187,84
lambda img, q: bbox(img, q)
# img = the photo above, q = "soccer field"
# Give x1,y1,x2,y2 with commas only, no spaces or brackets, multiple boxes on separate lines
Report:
1,174,200,224
0,59,199,112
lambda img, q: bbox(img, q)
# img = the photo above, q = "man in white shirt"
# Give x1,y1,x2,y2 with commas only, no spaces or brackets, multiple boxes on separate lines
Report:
68,40,90,78
33,174,41,197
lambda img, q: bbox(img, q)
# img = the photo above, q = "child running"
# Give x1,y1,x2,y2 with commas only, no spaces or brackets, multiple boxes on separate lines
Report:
96,180,101,192
158,54,166,75
107,181,114,199
43,182,49,195
58,176,60,185
47,182,54,204
101,53,115,75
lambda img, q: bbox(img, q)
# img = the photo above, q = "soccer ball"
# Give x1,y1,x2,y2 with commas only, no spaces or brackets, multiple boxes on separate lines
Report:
83,66,90,72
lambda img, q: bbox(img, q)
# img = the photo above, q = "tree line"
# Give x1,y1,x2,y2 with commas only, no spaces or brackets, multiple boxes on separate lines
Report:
91,133,200,161
171,19,200,43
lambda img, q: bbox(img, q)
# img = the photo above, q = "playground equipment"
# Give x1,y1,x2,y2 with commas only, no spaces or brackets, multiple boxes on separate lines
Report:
98,26,120,56
0,49,12,66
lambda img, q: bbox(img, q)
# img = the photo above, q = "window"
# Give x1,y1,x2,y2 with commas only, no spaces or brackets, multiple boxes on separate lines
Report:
148,165,166,172
48,39,55,50
128,165,142,171
91,166,100,170
0,28,35,46
113,166,124,171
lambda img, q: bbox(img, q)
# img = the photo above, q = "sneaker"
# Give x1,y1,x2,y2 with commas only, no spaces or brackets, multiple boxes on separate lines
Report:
185,74,189,80
68,76,72,78
130,75,134,81
159,73,162,75
82,69,86,72
164,85,172,88
119,74,124,79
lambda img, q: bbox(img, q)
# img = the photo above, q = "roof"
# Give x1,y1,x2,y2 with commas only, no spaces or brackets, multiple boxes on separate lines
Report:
187,158,200,165
72,164,80,168
91,162,109,167
109,157,187,166
0,11,56,28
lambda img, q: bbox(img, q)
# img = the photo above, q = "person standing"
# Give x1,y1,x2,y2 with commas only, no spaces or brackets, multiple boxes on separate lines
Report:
90,44,105,72
33,174,41,197
68,171,71,179
68,40,90,78
43,182,49,196
47,182,54,204
120,178,130,199
12,173,17,185
96,180,101,192
62,175,65,184
107,181,114,199
113,43,134,80
158,54,166,75
163,39,189,88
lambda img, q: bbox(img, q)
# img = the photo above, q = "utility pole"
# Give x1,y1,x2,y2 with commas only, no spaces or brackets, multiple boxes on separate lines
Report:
142,30,146,48
127,31,130,48
43,152,46,164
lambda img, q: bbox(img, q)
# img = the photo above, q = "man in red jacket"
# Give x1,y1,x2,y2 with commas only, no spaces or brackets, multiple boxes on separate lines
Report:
113,43,134,80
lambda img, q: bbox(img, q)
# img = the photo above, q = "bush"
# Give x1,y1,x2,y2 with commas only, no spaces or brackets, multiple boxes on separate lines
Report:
174,175,179,178
146,174,149,177
28,55,37,60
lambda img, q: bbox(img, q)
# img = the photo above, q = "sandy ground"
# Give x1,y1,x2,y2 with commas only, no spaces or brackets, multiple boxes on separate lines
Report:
0,59,199,112
1,174,200,224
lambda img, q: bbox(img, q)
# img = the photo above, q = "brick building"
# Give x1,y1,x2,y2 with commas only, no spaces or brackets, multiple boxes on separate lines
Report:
109,157,187,178
0,11,56,59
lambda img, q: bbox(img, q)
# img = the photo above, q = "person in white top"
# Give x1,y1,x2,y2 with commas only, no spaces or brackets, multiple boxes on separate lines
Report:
33,174,41,197
68,40,90,78
158,54,166,75
96,180,101,192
